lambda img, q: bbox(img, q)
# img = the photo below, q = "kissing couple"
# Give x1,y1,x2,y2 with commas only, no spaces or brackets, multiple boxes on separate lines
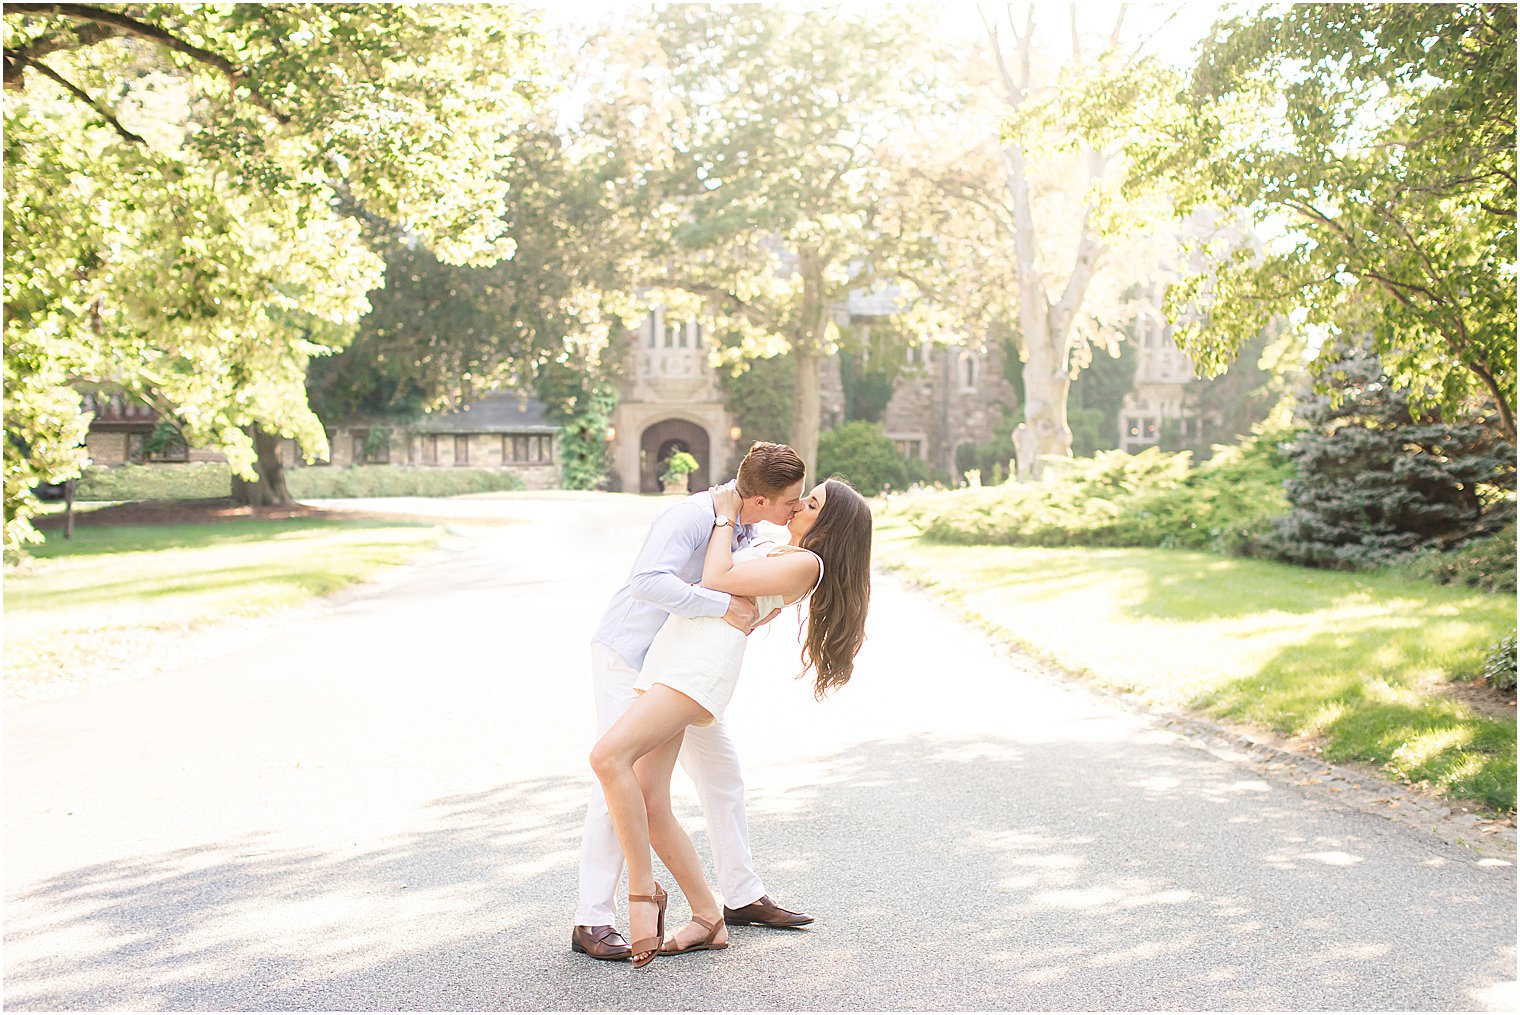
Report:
573,441,874,968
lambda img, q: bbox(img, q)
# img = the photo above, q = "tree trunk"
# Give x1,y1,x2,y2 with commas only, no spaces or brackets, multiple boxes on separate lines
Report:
230,425,294,506
1013,320,1074,481
989,12,1112,481
789,248,829,479
793,347,822,479
1003,138,1087,483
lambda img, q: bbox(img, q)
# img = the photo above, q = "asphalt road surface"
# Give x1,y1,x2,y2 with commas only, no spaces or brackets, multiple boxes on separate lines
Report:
4,493,1515,1011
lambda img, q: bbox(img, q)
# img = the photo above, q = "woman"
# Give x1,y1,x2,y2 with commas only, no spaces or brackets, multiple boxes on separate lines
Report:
588,477,873,968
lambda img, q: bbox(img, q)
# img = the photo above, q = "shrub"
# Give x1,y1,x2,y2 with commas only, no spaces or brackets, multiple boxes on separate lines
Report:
904,446,1187,545
817,421,909,496
660,451,699,484
905,456,953,490
555,419,612,491
1125,429,1295,553
1391,522,1518,594
955,433,1018,487
1257,340,1515,570
1482,633,1517,692
902,427,1296,553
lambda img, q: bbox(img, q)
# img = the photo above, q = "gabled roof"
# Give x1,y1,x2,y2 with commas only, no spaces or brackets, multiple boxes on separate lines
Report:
847,282,906,317
411,391,559,434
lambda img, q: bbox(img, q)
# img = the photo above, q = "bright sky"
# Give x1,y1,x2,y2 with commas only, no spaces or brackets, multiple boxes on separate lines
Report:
526,1,1234,68
926,1,1224,62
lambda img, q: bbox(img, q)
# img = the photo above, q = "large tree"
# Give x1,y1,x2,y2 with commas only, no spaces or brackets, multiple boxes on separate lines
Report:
307,18,691,489
620,4,950,474
309,119,640,422
979,3,1171,480
309,9,682,428
3,3,543,547
876,8,1218,482
1129,3,1517,443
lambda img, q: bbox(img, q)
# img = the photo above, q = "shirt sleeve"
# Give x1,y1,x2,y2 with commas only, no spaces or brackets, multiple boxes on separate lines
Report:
627,501,731,619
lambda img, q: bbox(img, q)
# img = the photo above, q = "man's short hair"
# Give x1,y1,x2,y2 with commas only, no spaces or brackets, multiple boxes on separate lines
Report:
735,441,805,499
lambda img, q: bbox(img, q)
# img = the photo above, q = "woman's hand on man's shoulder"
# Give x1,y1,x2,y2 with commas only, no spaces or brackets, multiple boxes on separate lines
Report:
709,481,742,518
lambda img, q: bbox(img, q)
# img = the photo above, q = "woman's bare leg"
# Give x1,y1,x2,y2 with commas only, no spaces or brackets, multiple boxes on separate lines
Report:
589,685,709,963
635,728,729,950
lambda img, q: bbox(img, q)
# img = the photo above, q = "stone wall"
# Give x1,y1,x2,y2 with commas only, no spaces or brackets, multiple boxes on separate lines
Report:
279,428,561,489
85,432,130,466
85,430,228,467
881,341,1016,475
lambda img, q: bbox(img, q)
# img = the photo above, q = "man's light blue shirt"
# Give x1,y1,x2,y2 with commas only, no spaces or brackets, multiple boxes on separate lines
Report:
592,490,757,672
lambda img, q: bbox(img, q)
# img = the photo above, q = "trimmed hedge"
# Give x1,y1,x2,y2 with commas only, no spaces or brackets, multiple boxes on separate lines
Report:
76,463,526,501
287,466,526,498
902,430,1294,554
76,463,233,501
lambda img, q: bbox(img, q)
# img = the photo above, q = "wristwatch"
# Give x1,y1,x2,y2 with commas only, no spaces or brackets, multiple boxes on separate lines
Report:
713,515,733,529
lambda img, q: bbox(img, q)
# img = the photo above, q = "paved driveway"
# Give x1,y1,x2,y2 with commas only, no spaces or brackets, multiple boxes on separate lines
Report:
4,493,1515,1010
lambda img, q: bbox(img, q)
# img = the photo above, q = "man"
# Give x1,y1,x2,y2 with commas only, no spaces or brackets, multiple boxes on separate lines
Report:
572,441,817,961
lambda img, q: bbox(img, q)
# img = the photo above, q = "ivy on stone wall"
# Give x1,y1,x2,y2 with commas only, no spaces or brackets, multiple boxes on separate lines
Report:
539,359,617,491
838,319,912,424
720,354,795,471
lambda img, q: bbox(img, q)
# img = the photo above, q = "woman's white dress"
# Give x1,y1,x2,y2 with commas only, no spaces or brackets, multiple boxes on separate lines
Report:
635,544,822,726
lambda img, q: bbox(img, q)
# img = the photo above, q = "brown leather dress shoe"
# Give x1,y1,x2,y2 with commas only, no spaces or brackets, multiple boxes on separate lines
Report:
722,894,814,928
571,924,632,960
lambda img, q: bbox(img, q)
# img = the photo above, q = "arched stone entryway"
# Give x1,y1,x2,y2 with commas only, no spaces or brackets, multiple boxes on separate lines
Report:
639,418,711,493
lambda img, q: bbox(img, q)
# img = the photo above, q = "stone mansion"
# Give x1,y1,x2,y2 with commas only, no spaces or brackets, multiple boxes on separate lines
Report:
605,294,1016,493
604,286,1213,491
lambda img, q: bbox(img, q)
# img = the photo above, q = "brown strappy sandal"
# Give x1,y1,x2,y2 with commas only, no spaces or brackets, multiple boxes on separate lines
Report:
658,913,728,956
627,883,667,969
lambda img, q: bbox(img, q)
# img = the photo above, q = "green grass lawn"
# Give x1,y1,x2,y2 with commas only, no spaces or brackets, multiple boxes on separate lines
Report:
875,517,1517,813
5,518,447,698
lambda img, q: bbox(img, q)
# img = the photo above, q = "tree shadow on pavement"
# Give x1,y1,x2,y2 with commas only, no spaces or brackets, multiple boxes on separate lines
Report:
4,734,1514,1011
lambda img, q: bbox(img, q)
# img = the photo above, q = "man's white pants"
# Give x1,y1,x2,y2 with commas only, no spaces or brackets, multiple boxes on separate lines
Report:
575,642,766,927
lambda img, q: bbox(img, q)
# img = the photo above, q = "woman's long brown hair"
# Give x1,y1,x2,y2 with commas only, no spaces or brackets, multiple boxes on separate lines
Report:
797,478,873,698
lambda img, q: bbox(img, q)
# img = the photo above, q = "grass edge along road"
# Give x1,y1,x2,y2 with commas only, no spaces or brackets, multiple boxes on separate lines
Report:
5,516,449,703
874,516,1516,815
